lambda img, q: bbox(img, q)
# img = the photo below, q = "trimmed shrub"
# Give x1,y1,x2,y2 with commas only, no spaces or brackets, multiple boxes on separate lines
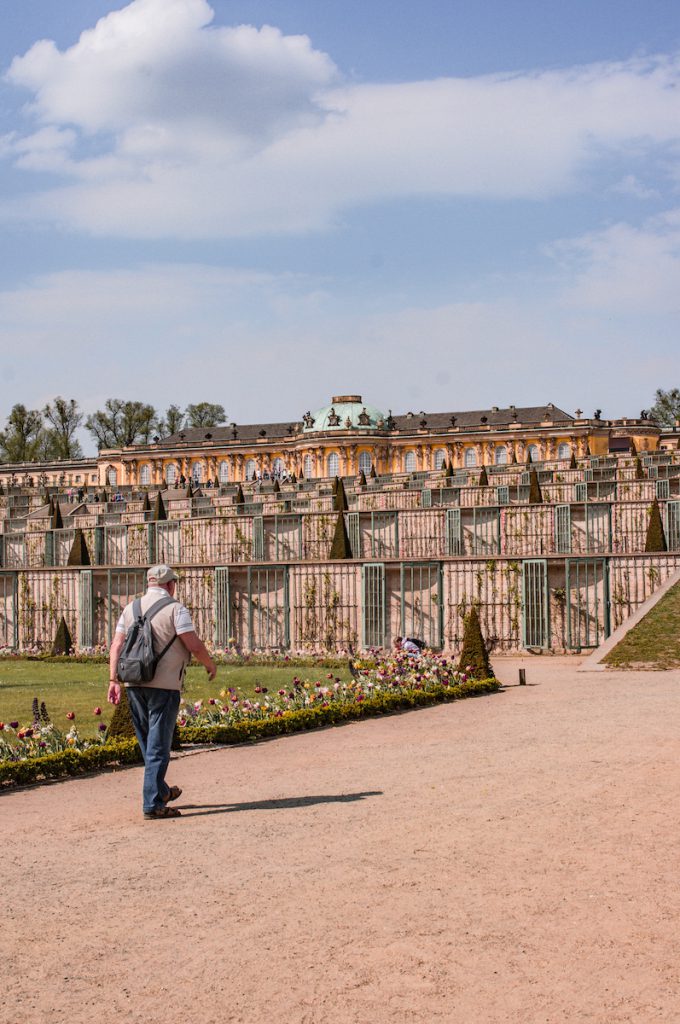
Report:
66,528,91,566
369,464,377,479
528,467,543,504
329,512,352,559
142,492,151,512
457,606,494,680
333,477,348,512
52,616,73,656
634,457,645,480
358,470,367,486
273,479,280,493
478,465,489,486
51,502,64,530
153,492,167,521
569,451,577,470
629,439,638,457
0,739,141,787
510,450,517,465
645,498,667,552
234,484,245,504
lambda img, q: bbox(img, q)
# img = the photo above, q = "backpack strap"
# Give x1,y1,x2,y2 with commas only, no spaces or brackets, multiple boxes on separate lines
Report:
144,594,179,665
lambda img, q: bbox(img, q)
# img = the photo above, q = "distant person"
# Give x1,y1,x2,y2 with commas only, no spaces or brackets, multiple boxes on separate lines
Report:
107,564,217,820
395,636,425,657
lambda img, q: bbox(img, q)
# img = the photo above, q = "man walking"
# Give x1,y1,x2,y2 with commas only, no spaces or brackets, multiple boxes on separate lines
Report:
108,564,217,819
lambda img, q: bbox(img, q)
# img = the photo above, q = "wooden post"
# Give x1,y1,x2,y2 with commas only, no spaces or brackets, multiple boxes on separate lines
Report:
519,669,527,686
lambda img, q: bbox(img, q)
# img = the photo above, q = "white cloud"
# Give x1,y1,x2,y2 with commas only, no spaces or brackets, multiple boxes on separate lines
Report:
2,0,680,238
550,209,680,314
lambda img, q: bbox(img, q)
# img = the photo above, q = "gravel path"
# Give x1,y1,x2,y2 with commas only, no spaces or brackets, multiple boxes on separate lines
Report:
3,657,680,1024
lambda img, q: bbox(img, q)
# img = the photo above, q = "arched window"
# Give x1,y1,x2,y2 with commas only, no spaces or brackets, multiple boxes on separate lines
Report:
191,461,203,483
527,444,540,463
218,461,229,483
165,464,177,485
404,451,416,473
464,448,477,468
303,454,314,479
494,446,508,465
327,452,339,477
107,467,117,487
272,457,285,478
358,451,373,475
434,449,446,471
245,459,256,481
557,443,571,460
139,464,151,485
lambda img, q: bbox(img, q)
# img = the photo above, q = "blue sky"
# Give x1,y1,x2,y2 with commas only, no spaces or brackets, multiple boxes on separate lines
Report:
1,0,679,451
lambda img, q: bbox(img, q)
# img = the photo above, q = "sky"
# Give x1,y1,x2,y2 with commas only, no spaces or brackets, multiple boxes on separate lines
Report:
1,0,680,453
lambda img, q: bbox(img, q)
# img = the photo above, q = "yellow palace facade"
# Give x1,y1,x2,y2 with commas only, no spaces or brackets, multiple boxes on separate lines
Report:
0,395,667,490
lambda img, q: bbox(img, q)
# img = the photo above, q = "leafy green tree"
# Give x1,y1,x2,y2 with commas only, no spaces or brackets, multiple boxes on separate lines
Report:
0,404,46,463
649,388,680,427
185,403,227,428
85,400,158,449
43,397,83,459
158,404,185,437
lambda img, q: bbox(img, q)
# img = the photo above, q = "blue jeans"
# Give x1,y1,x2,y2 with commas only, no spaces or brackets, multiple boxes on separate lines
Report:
126,687,180,813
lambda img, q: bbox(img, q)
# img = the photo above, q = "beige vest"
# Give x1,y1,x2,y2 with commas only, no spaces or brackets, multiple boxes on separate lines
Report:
121,591,190,691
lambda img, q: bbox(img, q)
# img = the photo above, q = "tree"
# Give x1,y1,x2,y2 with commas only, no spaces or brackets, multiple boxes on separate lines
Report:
85,400,158,449
43,397,83,460
457,607,494,680
158,404,185,437
185,403,227,428
650,388,680,427
645,498,667,552
0,404,46,463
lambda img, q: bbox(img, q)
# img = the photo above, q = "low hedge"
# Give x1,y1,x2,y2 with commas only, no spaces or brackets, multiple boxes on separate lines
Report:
0,678,499,787
179,678,500,745
0,738,141,788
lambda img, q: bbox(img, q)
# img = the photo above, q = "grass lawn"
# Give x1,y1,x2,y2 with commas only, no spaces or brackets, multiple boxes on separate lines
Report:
603,583,680,669
0,660,352,736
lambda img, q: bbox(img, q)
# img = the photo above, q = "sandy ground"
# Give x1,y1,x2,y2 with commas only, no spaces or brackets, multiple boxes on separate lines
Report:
3,657,680,1024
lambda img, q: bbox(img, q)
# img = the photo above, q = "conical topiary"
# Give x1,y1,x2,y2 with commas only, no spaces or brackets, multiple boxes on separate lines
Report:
645,498,667,552
290,472,297,484
67,528,91,566
333,477,348,512
525,450,533,466
358,470,366,486
329,512,352,559
629,439,638,457
634,457,645,480
52,616,73,655
479,465,489,487
585,442,591,457
153,492,167,521
107,683,181,750
528,467,543,504
273,479,280,493
369,464,377,479
186,479,193,498
510,449,517,465
234,484,245,504
457,606,493,680
142,492,151,512
51,501,64,530
569,451,577,470
214,475,220,488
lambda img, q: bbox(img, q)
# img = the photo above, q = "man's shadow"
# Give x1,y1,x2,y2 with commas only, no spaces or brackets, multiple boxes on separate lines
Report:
177,791,383,817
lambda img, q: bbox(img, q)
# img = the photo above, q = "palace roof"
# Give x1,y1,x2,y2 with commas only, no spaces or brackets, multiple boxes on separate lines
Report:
159,402,573,447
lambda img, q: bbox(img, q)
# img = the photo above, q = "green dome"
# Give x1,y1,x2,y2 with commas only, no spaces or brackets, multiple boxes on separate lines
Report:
302,395,386,433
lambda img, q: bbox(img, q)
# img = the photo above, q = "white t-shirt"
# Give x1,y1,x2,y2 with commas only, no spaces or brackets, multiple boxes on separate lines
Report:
115,586,195,636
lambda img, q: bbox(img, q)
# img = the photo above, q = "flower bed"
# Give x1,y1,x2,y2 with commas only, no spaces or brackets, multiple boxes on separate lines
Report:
0,653,500,787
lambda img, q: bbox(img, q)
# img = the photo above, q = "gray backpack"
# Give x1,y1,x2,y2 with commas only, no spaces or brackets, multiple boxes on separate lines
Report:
117,595,178,684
